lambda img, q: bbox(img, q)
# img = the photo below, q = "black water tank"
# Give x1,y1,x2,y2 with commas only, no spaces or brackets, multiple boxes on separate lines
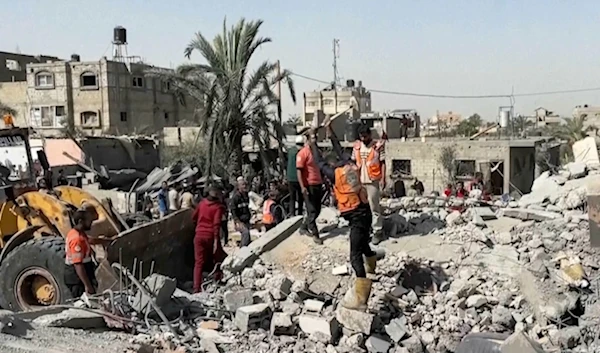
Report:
113,26,127,44
70,54,80,62
346,79,355,88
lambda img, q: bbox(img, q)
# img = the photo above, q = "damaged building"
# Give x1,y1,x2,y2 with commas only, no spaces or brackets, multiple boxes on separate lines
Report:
0,28,199,136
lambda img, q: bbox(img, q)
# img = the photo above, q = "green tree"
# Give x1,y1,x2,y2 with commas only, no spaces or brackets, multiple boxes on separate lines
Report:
148,18,296,178
513,115,534,134
552,115,589,145
454,114,482,136
287,114,302,126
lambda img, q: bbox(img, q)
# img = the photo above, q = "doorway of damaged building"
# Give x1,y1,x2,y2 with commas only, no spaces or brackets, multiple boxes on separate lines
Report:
479,161,504,196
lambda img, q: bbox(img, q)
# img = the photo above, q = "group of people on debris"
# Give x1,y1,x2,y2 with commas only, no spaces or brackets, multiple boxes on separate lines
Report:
443,172,491,200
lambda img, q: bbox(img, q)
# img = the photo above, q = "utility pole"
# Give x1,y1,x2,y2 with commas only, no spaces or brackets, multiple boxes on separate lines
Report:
332,39,340,88
276,60,282,123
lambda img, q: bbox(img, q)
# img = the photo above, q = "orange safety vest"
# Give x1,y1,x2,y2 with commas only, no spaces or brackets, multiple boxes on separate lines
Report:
334,164,368,213
65,229,93,265
262,199,275,224
354,141,383,181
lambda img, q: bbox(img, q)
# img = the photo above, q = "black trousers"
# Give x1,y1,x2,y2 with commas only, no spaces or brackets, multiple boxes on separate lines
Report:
288,181,304,216
220,220,229,246
64,262,97,297
344,204,375,278
301,185,322,237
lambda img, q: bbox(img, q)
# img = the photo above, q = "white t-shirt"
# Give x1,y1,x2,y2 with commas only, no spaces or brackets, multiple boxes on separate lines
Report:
355,141,386,184
168,189,180,211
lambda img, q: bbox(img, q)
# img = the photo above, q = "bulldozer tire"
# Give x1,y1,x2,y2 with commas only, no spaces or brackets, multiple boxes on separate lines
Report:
0,237,71,311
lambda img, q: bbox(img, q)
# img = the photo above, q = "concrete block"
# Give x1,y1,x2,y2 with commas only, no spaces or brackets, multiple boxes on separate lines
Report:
32,308,106,329
223,289,254,311
298,315,339,343
131,274,176,314
385,316,408,342
332,264,350,276
366,335,391,353
304,299,325,312
234,303,271,333
223,216,303,273
500,331,546,353
196,328,234,344
336,306,375,334
266,275,292,300
566,161,587,179
401,335,423,353
309,272,341,296
270,312,295,336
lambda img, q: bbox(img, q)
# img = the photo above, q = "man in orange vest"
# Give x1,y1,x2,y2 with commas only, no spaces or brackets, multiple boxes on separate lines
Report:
262,190,283,231
309,119,377,311
353,124,386,245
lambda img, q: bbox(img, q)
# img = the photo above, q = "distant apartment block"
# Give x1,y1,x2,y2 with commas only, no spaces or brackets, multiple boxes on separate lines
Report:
0,53,198,136
528,107,561,127
573,104,600,130
303,79,371,127
0,51,59,82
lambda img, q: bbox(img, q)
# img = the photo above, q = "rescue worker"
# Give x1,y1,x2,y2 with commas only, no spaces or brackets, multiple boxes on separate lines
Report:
353,124,386,245
310,118,377,311
230,179,252,247
64,207,98,297
192,185,227,293
296,132,324,245
262,190,284,231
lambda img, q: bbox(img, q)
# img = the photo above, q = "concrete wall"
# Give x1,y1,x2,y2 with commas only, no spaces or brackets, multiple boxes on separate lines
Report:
79,137,160,173
0,82,28,125
384,139,512,194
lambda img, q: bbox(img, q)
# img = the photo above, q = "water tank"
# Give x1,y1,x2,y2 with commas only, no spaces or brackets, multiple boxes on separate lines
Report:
499,110,511,128
346,79,355,88
70,54,80,62
113,26,127,44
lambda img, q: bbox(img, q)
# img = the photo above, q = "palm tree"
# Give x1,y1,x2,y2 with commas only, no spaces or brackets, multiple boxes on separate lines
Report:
287,114,302,126
553,115,589,145
148,18,296,178
512,115,533,134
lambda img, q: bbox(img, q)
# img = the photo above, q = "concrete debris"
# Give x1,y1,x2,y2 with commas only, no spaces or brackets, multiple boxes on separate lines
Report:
32,308,106,329
234,303,271,333
270,312,295,336
297,315,339,343
131,273,176,314
366,334,392,352
335,306,375,334
223,289,254,311
304,299,325,312
501,331,546,353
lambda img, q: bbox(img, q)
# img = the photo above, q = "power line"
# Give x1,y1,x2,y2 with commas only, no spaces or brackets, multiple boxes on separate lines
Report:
290,71,600,99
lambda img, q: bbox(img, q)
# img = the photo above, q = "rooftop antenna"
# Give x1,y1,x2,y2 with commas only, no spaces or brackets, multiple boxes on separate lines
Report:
332,39,340,89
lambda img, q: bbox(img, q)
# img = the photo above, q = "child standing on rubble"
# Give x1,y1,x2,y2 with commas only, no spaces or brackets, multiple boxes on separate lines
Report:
192,185,227,293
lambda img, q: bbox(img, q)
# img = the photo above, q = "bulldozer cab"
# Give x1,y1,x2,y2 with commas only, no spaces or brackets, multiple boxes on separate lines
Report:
0,127,38,201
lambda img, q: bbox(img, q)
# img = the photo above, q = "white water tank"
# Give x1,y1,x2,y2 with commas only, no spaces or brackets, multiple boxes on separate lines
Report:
500,110,511,128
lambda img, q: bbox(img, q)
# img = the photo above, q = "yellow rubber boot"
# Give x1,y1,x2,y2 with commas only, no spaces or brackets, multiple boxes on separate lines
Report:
365,256,377,274
340,278,372,311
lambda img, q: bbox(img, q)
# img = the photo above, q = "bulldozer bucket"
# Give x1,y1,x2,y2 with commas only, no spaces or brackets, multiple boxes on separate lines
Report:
103,208,195,286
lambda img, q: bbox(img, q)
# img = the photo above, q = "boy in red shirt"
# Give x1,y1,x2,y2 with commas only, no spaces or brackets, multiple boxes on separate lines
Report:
192,185,227,292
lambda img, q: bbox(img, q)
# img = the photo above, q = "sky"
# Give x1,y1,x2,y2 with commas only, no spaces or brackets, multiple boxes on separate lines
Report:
2,0,600,122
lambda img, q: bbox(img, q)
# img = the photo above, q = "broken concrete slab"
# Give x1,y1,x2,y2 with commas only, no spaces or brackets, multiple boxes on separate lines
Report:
565,161,588,179
573,136,600,169
385,316,408,342
473,207,497,220
519,270,579,324
298,315,339,343
32,308,106,329
234,304,272,333
270,312,295,336
309,272,341,296
223,289,254,312
131,274,176,313
501,208,562,222
500,331,546,353
222,216,303,273
365,334,391,353
335,306,375,334
332,264,350,276
266,275,292,300
304,299,325,312
196,328,234,344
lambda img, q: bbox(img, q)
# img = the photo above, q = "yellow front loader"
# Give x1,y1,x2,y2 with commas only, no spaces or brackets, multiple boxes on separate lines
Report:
0,127,194,311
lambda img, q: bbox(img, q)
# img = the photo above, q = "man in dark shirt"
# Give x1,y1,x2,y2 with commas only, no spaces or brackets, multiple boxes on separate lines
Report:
230,179,252,247
286,136,305,216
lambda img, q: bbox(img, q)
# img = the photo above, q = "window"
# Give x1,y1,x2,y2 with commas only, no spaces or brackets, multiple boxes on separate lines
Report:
306,101,317,107
338,100,349,106
30,105,63,127
5,59,20,71
120,112,127,122
132,76,144,88
161,81,171,92
80,72,98,88
164,112,169,121
456,160,476,179
35,72,54,88
80,111,99,127
392,159,412,177
322,99,334,106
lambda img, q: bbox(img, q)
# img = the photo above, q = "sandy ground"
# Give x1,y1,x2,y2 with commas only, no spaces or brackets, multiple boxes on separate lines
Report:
0,325,132,353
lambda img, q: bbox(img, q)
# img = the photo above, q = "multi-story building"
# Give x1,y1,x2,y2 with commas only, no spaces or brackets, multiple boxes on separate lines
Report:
0,54,198,136
573,104,600,130
302,79,371,127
